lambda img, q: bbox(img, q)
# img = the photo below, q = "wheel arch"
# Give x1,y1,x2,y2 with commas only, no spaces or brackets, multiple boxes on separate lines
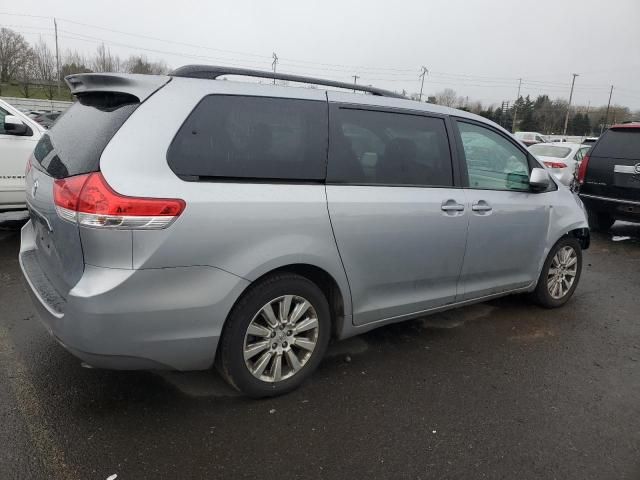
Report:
234,261,352,339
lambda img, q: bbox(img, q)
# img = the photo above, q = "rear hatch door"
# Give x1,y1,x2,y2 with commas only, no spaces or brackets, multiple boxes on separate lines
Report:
583,127,640,201
25,88,149,296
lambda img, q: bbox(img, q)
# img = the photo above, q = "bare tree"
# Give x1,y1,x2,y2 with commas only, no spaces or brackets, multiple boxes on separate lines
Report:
16,49,36,98
434,88,458,107
0,28,32,83
61,49,92,78
33,39,57,99
123,54,169,75
92,43,121,73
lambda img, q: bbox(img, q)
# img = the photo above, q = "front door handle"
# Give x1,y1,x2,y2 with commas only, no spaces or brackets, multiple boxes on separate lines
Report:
471,201,492,213
441,199,465,213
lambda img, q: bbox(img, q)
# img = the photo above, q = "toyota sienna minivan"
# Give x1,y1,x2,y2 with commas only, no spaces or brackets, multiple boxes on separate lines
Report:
20,66,589,397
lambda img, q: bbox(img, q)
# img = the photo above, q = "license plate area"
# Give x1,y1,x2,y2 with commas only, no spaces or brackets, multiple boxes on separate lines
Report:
28,206,53,253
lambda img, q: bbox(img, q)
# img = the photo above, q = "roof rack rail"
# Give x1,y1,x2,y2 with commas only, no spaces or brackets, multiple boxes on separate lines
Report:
170,65,405,99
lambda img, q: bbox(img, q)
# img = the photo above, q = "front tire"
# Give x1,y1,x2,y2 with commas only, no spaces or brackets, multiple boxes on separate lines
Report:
217,273,331,398
532,237,582,308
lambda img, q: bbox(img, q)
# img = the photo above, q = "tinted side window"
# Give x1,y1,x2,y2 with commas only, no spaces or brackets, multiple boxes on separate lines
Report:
167,95,327,181
457,121,530,191
591,130,640,160
327,107,453,186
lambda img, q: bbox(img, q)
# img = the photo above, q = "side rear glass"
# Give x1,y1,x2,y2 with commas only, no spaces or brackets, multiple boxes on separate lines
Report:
167,95,328,181
592,130,640,160
327,107,453,187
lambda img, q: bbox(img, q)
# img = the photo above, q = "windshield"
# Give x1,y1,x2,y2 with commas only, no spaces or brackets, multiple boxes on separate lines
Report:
529,145,571,158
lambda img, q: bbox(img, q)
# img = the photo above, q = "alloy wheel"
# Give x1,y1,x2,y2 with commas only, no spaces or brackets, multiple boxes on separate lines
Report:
243,295,319,383
547,246,578,299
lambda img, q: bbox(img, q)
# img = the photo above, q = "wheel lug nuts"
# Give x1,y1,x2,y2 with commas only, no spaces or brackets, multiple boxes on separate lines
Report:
282,341,288,348
272,343,277,349
270,331,276,338
287,330,292,336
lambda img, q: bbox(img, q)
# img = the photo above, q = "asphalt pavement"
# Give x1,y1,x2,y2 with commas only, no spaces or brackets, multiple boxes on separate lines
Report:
1,212,639,480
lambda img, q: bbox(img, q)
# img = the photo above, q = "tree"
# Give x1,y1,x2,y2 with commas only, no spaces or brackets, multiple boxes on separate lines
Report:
434,88,457,107
0,28,32,83
61,49,92,78
16,49,36,98
123,55,169,75
92,43,121,73
33,39,57,99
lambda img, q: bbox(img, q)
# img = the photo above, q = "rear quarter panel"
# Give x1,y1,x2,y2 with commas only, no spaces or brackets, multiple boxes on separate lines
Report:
98,78,353,319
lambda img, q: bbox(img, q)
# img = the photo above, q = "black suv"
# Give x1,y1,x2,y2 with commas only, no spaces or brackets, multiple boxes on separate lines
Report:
578,123,640,231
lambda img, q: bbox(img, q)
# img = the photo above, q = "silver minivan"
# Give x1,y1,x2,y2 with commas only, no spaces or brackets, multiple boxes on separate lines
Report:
20,66,589,397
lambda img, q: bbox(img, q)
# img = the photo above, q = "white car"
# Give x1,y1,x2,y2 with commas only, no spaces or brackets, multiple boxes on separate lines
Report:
514,131,548,146
528,142,591,186
0,99,45,211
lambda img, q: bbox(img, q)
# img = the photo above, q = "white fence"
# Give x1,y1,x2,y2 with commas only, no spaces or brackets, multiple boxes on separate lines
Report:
1,96,73,113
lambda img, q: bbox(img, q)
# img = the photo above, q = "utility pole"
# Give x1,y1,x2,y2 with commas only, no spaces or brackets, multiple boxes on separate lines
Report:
418,66,428,102
562,73,579,136
602,85,614,133
271,52,278,85
352,74,359,92
511,78,522,133
54,18,61,96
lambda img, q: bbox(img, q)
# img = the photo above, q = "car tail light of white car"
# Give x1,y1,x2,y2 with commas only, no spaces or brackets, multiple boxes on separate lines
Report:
543,161,567,169
53,172,185,229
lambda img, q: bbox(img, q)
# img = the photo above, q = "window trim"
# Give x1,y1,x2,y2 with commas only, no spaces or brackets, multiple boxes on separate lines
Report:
166,93,329,183
451,117,556,193
326,102,461,189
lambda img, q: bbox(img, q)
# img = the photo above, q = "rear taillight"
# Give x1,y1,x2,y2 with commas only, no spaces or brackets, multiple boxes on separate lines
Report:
543,161,567,169
53,172,185,229
577,154,590,184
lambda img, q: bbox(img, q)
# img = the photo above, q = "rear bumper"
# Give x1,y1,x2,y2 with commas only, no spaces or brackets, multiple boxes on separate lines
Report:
579,193,640,223
19,220,250,370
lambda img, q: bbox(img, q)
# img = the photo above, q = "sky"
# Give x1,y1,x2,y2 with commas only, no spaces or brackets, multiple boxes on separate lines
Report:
2,0,640,109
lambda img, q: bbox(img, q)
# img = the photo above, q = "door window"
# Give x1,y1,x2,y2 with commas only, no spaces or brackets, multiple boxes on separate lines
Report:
327,108,453,187
458,121,530,191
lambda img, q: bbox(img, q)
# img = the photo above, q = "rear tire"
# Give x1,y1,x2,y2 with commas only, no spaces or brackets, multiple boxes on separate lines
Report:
532,237,582,308
217,273,331,398
587,210,614,232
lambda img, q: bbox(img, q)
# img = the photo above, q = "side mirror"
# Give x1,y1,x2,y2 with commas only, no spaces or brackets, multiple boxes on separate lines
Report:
3,115,28,135
529,167,551,191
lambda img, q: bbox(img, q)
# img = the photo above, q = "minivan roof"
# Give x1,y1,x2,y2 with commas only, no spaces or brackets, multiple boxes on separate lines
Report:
64,67,512,138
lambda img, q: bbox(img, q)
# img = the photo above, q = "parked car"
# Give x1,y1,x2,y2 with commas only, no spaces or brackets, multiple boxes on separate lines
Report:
20,67,589,397
578,123,640,230
0,99,45,212
31,111,61,129
529,142,591,186
581,136,598,145
514,131,548,146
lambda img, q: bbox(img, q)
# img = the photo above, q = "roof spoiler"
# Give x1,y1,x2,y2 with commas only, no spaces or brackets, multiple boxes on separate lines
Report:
64,73,171,102
170,65,405,99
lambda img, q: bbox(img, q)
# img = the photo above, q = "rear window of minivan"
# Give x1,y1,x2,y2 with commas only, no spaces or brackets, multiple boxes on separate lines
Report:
33,93,139,179
167,95,328,181
592,129,640,160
